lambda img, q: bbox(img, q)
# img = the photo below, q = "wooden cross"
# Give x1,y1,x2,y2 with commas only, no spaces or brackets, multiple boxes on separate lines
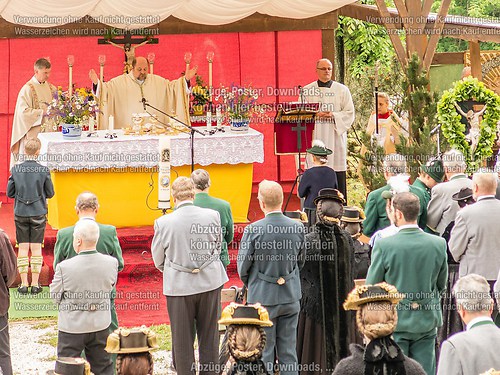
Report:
97,31,158,46
291,122,307,151
98,31,159,73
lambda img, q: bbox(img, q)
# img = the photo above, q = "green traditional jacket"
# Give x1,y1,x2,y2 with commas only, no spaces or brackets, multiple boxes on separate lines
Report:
193,192,234,267
363,183,428,237
366,227,448,333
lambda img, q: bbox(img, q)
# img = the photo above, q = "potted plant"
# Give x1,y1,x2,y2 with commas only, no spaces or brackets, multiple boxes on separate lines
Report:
216,83,261,131
45,87,99,139
191,75,210,116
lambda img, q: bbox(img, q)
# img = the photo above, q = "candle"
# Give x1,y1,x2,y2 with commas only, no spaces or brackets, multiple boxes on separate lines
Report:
158,135,171,210
184,51,192,77
108,115,114,131
207,51,214,101
216,105,222,129
206,110,212,131
98,55,106,83
67,55,74,97
89,117,95,132
148,52,155,75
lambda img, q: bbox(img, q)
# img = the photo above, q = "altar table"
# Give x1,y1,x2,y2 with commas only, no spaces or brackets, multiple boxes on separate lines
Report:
38,128,264,228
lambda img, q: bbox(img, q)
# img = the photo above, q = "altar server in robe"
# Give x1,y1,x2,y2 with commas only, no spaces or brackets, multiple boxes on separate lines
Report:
89,56,197,129
301,58,355,200
10,58,57,168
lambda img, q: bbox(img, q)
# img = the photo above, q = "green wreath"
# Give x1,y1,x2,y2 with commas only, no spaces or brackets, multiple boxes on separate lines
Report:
437,76,500,170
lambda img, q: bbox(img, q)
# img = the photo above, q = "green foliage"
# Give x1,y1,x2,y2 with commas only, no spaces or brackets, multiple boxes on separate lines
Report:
337,16,395,78
397,54,442,180
437,77,500,171
432,0,500,52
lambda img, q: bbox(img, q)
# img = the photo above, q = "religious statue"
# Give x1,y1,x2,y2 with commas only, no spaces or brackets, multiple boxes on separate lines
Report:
454,102,487,155
107,38,151,74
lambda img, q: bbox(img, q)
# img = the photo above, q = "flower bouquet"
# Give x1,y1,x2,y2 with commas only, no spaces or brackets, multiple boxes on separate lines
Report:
46,87,98,138
215,83,261,131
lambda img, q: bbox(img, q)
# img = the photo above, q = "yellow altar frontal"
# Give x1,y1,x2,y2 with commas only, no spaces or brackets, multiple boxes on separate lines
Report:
39,128,263,229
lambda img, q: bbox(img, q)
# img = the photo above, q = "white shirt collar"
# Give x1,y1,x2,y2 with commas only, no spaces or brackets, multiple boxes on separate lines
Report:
396,224,420,230
467,316,493,331
31,76,45,85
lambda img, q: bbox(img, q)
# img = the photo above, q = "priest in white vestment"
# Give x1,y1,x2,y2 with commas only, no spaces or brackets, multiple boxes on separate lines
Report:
301,58,355,200
10,58,57,167
90,56,197,130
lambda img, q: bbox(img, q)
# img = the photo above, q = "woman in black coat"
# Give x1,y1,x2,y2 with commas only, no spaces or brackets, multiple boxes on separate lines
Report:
334,283,426,375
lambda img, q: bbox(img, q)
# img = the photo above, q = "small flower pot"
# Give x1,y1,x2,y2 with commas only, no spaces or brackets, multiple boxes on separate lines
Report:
230,118,250,132
61,124,82,139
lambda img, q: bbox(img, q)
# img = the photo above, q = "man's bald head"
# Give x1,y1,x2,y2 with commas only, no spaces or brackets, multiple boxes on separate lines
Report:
132,56,149,80
258,180,283,212
316,58,333,83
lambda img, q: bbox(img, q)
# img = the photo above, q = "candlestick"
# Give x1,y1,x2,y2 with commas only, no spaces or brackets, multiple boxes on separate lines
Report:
98,55,106,83
67,55,74,97
148,52,155,75
158,136,171,211
207,51,214,100
184,51,192,76
108,115,114,131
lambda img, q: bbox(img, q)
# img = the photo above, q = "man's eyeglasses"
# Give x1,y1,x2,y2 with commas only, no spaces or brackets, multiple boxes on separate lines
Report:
317,67,332,71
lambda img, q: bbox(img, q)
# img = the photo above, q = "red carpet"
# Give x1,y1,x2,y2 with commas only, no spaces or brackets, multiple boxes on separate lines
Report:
0,191,301,326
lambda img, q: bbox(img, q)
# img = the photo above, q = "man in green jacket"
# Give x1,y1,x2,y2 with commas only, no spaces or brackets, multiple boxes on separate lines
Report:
366,192,448,375
363,154,428,237
53,192,124,332
191,169,234,268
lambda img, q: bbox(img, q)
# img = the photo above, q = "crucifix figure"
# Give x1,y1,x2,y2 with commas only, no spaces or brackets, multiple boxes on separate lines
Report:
454,102,487,156
98,32,158,74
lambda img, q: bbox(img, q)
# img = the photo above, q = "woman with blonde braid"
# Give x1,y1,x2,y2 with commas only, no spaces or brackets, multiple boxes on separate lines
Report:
219,303,273,375
105,326,158,375
334,283,426,375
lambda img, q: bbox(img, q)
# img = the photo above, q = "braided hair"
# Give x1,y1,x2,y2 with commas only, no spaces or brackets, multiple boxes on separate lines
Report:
227,325,266,363
116,352,154,375
356,301,398,341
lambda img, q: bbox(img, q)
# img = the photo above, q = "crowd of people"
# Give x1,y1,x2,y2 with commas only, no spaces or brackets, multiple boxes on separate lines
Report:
3,54,500,375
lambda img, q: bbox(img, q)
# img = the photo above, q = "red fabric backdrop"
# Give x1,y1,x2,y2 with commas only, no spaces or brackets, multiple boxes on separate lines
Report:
0,30,322,201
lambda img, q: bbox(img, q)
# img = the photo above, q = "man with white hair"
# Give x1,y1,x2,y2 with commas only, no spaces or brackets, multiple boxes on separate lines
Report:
427,149,473,235
50,219,118,375
238,180,305,374
449,171,500,284
437,274,500,375
152,176,228,375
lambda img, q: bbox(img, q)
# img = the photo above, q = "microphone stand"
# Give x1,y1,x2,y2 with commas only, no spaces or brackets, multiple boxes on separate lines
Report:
142,98,205,172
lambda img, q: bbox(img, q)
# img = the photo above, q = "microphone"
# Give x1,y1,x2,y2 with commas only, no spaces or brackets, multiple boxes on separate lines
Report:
142,97,147,111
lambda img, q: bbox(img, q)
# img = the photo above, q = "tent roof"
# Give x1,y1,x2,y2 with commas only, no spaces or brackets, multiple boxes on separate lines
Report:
0,0,357,29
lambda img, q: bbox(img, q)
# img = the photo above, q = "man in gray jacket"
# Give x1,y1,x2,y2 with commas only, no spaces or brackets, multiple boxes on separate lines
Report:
238,180,305,375
152,176,228,375
50,219,118,375
450,171,500,283
437,274,500,375
426,149,472,235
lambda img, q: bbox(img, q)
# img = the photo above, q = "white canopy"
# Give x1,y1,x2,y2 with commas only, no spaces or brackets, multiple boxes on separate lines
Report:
0,0,357,29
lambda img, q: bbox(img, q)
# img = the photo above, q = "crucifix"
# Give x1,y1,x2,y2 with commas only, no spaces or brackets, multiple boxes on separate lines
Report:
98,31,159,73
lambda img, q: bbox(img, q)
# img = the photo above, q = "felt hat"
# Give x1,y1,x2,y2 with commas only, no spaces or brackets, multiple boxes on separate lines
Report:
422,158,445,183
341,206,365,223
343,282,403,311
306,140,332,156
451,187,473,201
46,357,93,375
219,303,273,327
313,188,345,205
105,325,159,354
